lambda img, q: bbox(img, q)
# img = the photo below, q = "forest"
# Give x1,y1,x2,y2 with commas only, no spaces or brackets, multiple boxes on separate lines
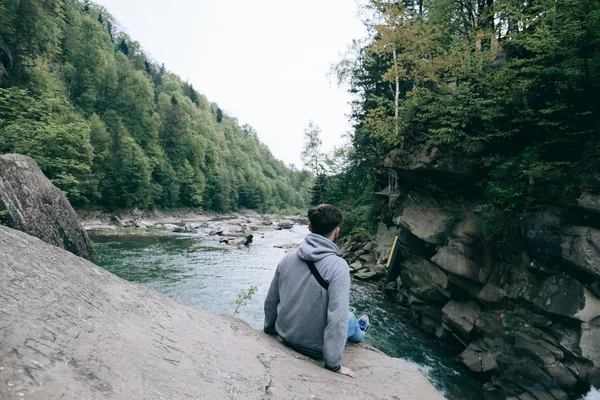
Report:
0,0,313,212
305,0,600,234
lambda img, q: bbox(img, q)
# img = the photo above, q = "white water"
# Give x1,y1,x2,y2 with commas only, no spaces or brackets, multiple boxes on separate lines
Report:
582,387,600,399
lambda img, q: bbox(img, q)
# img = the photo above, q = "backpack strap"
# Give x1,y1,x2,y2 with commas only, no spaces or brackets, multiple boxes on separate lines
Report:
306,260,329,290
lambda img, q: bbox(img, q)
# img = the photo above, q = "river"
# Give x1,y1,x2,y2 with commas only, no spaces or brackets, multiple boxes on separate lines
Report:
90,225,484,399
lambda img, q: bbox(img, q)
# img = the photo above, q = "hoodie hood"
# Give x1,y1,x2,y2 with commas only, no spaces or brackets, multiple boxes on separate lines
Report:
296,233,339,262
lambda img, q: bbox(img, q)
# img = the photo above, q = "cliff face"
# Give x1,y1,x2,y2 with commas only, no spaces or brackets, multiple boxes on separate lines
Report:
0,225,443,400
365,145,600,399
0,154,92,259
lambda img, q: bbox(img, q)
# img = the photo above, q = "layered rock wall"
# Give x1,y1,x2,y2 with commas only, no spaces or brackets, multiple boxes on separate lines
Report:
367,146,600,399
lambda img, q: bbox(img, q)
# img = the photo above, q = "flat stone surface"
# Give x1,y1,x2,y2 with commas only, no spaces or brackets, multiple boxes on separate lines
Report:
0,226,443,400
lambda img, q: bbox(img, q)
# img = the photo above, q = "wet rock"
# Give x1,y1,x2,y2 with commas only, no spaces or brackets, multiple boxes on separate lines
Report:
533,275,600,322
442,300,481,337
163,223,178,231
0,154,92,259
431,240,493,283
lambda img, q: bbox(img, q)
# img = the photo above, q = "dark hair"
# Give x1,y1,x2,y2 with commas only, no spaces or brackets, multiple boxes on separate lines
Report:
308,204,342,236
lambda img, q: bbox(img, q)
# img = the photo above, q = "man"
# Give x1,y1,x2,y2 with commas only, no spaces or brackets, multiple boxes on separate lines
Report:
264,204,370,378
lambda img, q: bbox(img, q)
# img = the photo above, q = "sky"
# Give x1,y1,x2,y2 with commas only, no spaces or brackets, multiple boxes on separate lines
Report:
94,0,367,168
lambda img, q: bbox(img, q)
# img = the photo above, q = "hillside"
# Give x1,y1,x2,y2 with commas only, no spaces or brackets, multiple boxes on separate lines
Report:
0,0,312,212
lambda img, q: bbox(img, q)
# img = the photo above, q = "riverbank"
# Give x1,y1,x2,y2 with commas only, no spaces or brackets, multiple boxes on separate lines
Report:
90,224,486,398
79,208,307,248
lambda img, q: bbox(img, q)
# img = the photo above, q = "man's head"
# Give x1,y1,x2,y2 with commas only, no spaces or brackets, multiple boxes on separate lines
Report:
307,204,342,240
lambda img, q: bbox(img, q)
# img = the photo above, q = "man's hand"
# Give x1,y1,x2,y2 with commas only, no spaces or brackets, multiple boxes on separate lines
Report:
339,366,356,378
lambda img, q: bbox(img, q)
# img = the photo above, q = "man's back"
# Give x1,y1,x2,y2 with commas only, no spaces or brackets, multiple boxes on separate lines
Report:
264,232,350,372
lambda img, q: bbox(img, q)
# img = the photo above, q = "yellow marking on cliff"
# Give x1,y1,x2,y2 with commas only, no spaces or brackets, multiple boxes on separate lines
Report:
385,235,398,269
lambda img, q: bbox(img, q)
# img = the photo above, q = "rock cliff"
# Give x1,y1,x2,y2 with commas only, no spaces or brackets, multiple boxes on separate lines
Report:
0,225,442,400
358,145,600,399
0,154,92,259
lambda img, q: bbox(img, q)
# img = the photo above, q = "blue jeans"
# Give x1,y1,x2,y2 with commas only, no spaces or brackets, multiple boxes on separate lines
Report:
347,312,365,343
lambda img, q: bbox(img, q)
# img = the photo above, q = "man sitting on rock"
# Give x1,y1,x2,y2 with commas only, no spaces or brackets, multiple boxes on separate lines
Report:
264,204,370,378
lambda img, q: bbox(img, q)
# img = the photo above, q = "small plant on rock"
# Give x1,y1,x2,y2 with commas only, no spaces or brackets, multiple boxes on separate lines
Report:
233,285,258,317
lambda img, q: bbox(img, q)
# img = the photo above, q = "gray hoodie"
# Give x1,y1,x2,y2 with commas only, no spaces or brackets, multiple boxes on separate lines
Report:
264,233,350,372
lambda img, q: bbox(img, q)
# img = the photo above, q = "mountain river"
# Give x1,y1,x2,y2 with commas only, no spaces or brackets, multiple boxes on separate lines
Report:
90,224,484,399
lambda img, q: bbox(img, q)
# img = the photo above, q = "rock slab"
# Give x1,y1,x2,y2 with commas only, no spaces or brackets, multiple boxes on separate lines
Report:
0,154,92,259
0,226,443,400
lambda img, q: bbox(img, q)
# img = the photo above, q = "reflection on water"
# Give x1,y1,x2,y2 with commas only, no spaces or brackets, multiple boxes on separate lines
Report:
91,228,483,399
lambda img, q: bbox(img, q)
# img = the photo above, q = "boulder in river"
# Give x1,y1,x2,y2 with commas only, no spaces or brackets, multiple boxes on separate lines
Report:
275,220,294,230
0,153,92,259
0,225,443,400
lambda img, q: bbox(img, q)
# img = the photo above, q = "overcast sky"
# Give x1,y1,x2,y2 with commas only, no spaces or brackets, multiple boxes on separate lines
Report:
94,0,366,168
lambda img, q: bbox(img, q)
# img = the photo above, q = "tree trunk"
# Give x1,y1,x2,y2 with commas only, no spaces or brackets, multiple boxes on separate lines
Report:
393,48,399,139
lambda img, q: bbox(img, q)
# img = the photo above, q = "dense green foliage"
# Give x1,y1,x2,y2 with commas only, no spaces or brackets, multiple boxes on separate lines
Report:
0,0,311,212
327,0,600,232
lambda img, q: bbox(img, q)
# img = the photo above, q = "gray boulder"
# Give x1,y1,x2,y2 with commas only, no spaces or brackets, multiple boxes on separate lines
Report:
349,260,364,271
0,154,92,259
0,225,443,400
431,240,493,283
394,193,450,245
442,300,481,337
401,259,450,302
275,220,294,230
533,275,600,322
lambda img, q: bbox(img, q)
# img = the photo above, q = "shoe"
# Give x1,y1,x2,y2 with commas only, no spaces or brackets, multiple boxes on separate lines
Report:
358,314,371,333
